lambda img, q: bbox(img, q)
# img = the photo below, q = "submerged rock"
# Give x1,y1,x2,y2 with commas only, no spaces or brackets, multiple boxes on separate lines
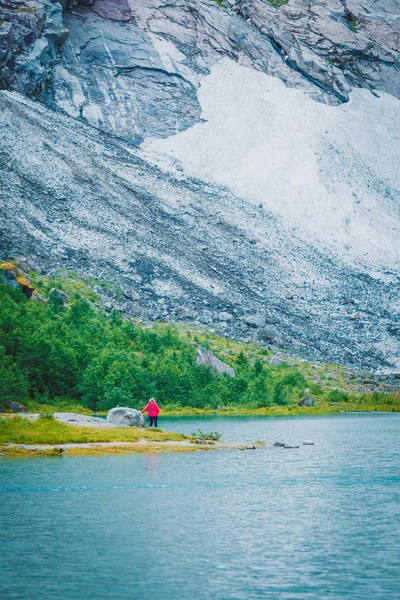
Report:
106,407,145,428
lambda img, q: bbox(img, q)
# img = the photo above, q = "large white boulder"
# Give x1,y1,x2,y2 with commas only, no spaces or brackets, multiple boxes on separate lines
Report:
106,407,145,427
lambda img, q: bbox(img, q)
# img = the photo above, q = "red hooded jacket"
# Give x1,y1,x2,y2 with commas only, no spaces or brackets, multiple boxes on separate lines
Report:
141,400,160,417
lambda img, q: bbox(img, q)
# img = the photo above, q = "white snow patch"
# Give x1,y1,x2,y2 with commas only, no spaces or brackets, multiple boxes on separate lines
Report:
144,59,400,274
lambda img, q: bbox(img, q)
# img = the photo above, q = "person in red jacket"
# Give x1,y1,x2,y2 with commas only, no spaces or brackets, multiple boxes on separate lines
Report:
141,398,160,428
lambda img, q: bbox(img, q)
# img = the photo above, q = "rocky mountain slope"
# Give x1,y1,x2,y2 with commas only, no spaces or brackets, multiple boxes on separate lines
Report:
0,0,399,370
1,89,399,369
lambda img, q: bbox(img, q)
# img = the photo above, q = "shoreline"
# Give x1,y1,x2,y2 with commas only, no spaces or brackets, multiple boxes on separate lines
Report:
17,400,400,420
0,412,265,457
154,405,400,417
0,440,264,458
1,407,398,457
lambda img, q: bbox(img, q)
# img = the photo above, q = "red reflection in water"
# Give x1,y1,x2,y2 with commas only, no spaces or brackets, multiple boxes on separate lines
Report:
146,454,160,472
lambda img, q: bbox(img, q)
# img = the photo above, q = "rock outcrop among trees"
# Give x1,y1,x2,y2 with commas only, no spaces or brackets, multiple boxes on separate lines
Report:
195,346,236,377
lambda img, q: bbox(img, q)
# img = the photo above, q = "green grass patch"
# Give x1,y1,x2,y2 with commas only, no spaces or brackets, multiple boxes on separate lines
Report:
344,12,358,33
0,416,185,445
263,0,288,7
26,400,93,415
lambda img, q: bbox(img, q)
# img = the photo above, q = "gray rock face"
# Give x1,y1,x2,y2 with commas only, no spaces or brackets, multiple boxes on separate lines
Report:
234,0,400,102
1,0,400,140
0,0,68,97
50,6,202,142
195,346,235,377
1,266,18,288
106,406,145,427
50,0,400,139
49,0,306,140
25,258,42,273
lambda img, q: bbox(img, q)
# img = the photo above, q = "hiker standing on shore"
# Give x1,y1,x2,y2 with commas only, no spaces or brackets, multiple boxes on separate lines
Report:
141,398,160,427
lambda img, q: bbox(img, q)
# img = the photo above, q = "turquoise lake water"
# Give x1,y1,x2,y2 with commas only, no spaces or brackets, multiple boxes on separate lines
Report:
1,414,399,599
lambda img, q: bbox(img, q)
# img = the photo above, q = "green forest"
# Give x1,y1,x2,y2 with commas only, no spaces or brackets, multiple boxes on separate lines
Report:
0,269,397,414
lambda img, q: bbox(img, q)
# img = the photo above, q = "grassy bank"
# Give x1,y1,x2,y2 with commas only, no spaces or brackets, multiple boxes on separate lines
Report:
0,415,185,446
0,415,256,457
